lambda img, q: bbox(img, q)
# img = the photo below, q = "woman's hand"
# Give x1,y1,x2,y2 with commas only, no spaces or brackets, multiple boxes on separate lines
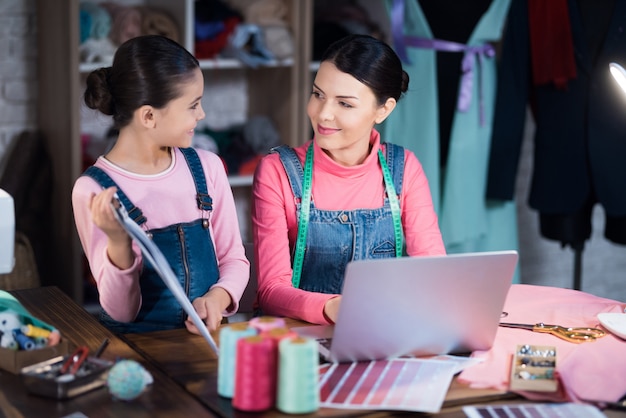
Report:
186,287,232,334
323,296,342,324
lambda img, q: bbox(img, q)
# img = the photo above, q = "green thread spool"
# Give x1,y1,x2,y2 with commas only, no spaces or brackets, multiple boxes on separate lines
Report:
276,336,320,414
217,323,257,398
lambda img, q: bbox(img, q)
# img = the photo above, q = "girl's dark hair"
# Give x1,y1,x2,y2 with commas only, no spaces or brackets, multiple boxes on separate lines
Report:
83,35,200,129
320,34,409,105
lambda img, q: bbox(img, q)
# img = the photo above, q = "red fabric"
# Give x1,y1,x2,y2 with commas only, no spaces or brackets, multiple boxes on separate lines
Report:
527,0,577,89
194,16,240,59
238,154,263,175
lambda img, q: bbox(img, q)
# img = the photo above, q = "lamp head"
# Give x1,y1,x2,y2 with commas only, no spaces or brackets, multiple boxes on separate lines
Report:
609,62,626,95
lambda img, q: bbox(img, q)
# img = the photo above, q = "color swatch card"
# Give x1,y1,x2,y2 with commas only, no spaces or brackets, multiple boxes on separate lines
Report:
463,403,607,418
318,358,457,413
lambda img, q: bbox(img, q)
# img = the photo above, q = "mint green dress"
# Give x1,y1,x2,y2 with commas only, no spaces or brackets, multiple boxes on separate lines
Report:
381,0,519,281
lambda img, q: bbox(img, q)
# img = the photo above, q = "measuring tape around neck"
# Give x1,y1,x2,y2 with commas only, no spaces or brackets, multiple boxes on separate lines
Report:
378,149,404,258
291,144,404,288
291,144,314,288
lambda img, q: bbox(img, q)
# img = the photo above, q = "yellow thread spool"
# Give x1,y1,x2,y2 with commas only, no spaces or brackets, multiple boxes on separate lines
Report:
21,325,51,339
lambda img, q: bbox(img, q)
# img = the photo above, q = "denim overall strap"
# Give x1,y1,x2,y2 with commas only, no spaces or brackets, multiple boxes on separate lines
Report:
383,142,405,195
271,144,311,287
276,144,405,294
85,151,220,333
83,166,147,226
271,144,305,201
179,147,213,211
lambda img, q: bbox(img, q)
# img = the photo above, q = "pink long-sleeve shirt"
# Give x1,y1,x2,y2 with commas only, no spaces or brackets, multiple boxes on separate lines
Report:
252,130,446,325
72,147,249,322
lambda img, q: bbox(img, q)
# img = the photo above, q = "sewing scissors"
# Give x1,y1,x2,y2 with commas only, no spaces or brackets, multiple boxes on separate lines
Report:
60,346,90,375
499,322,606,343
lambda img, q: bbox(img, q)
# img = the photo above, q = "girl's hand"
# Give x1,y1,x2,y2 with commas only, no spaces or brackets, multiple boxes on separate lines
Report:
186,287,232,333
90,186,134,269
89,186,127,241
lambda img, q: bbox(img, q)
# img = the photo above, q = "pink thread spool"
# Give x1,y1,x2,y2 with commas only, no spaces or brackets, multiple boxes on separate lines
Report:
260,327,299,403
232,335,277,412
261,327,298,358
249,316,286,333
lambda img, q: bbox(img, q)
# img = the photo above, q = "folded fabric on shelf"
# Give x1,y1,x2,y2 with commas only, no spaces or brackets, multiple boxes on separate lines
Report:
139,7,179,43
99,2,142,46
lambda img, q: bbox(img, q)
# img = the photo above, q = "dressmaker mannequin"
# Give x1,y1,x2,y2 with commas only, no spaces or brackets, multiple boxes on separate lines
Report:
487,0,625,290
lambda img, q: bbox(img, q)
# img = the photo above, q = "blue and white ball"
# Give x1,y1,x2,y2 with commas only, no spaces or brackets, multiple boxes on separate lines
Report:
107,359,152,401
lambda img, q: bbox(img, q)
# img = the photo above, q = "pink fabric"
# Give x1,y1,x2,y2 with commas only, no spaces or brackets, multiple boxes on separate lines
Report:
72,147,249,322
458,284,626,403
251,130,445,325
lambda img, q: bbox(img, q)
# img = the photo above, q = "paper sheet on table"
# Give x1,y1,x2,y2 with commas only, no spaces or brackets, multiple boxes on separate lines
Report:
318,358,457,413
111,200,219,356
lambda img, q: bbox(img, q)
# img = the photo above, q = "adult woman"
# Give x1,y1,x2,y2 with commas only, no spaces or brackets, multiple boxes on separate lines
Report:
72,35,249,334
252,34,445,325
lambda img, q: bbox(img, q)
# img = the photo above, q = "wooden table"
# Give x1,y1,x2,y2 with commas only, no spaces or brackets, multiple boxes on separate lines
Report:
1,286,215,418
3,287,625,417
123,322,522,418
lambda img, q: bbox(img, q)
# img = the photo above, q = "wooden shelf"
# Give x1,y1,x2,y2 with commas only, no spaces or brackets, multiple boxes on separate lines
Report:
37,0,313,303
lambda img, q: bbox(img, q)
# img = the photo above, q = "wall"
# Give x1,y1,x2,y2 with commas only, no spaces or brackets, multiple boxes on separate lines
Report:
0,0,37,158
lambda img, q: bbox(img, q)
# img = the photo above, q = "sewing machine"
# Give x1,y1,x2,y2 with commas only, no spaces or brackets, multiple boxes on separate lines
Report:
0,188,15,274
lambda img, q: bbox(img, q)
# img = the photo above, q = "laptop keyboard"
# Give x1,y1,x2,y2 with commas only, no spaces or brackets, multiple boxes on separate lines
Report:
318,338,332,350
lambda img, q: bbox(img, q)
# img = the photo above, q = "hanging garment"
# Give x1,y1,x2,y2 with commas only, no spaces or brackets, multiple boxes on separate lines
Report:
381,0,518,266
486,0,626,247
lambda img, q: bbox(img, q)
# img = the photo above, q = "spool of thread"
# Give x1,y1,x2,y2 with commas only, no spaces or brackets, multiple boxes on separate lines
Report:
261,326,298,342
34,337,48,348
13,329,36,350
262,326,299,367
249,316,286,333
47,330,61,346
232,335,277,412
276,336,320,414
21,324,52,339
217,323,257,398
3,338,18,350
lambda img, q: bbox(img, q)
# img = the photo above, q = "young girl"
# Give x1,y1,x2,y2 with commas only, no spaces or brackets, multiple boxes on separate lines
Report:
72,35,249,334
252,34,446,325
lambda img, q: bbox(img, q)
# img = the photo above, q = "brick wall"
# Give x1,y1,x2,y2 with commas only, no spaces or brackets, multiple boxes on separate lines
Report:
0,0,37,159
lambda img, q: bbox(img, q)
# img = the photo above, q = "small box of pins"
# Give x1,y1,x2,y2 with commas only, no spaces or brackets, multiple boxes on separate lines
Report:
510,344,558,392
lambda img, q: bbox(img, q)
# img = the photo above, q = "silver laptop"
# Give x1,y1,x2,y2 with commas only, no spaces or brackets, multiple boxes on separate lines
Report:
293,250,518,363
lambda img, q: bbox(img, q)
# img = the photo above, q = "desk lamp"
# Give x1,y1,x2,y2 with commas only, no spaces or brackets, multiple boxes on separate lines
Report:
610,62,626,95
0,188,15,274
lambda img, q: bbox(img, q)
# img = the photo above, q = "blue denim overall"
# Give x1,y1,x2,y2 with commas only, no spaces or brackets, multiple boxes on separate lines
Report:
274,143,405,294
83,147,219,333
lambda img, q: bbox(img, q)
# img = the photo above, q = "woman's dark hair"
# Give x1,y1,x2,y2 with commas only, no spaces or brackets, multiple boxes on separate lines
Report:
84,35,200,129
320,34,409,105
